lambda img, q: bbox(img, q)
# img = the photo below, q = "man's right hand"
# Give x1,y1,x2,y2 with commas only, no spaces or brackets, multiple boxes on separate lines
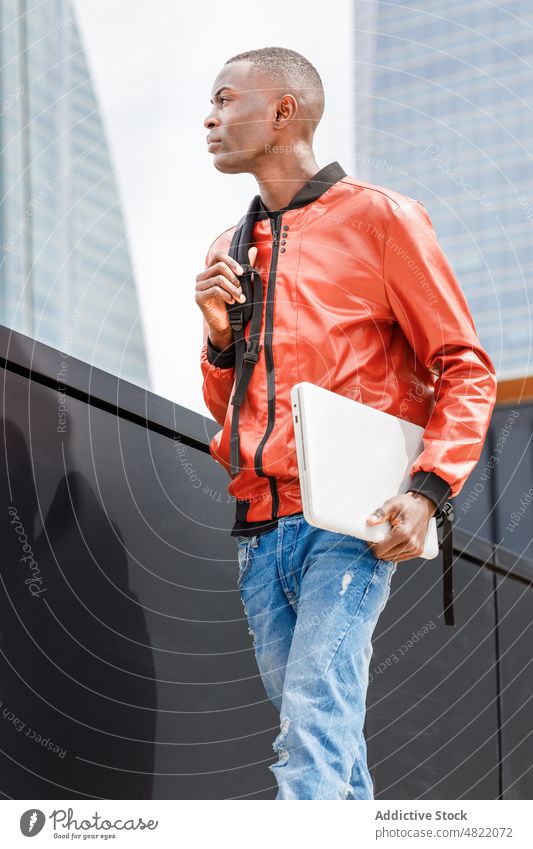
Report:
195,248,257,349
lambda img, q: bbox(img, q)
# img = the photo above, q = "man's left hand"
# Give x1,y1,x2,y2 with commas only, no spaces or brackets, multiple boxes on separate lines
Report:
366,492,437,563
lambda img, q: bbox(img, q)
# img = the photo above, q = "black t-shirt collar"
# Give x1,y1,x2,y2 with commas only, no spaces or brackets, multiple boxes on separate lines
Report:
256,160,347,219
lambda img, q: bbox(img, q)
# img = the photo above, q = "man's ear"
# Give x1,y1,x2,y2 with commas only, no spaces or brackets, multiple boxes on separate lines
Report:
274,94,297,126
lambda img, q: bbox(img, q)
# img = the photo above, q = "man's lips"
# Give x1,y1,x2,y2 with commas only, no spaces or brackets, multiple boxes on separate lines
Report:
207,138,222,150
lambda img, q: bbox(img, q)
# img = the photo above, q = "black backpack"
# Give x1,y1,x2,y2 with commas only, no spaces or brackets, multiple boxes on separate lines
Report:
225,194,265,480
224,194,456,627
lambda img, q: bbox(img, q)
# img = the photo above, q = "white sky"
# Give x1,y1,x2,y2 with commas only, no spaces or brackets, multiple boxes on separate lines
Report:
72,0,354,418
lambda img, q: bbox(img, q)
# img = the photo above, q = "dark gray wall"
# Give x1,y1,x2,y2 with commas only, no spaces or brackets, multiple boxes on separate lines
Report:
0,326,531,799
458,402,533,562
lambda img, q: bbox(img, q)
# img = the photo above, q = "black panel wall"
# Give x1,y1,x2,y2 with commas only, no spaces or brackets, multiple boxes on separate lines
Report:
0,326,532,799
367,552,500,800
459,402,533,562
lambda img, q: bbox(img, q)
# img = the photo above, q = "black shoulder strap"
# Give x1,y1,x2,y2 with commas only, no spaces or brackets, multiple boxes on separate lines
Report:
226,195,265,477
436,501,455,626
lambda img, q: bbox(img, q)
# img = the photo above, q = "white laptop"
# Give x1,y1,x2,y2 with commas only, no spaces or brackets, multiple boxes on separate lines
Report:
290,381,439,559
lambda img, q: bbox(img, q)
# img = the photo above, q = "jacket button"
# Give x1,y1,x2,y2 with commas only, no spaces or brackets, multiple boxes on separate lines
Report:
283,224,289,231
280,247,286,253
281,239,286,246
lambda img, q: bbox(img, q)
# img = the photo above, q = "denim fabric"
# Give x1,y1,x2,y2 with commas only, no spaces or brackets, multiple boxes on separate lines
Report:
235,512,397,800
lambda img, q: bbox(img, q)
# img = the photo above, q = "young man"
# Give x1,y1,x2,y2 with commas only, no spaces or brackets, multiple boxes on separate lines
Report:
195,47,497,800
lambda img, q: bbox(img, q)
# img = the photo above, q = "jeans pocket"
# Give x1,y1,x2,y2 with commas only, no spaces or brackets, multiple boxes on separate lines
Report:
236,535,259,586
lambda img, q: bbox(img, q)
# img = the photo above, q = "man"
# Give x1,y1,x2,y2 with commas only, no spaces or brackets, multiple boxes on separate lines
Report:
195,47,497,800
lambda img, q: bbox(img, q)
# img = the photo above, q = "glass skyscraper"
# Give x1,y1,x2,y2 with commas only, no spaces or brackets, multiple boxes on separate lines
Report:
0,0,150,388
354,0,533,379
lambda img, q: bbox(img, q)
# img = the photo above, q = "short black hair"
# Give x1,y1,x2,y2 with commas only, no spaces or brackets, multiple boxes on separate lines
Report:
224,46,325,131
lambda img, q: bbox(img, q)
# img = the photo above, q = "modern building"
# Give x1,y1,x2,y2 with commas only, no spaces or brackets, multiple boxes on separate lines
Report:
0,1,532,801
1,321,532,800
354,0,533,383
0,0,150,388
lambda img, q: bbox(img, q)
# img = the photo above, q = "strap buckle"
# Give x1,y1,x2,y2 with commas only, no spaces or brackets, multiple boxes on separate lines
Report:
436,500,454,527
442,500,454,523
228,308,243,332
243,339,262,364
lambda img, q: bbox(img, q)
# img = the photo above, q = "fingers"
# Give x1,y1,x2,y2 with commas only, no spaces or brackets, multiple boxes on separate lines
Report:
366,496,428,562
199,259,241,288
212,251,244,276
195,247,259,311
196,259,246,305
379,542,418,562
367,497,404,524
367,506,387,524
199,272,245,303
196,280,241,305
370,523,423,562
367,511,410,559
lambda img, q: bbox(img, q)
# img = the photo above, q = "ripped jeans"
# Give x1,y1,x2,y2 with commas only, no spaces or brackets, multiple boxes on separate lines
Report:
235,512,397,800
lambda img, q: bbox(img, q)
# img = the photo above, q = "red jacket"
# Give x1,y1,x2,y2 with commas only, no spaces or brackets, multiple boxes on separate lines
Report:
200,162,497,537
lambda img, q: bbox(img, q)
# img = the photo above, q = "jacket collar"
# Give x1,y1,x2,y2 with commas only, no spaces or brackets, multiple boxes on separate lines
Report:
255,161,347,219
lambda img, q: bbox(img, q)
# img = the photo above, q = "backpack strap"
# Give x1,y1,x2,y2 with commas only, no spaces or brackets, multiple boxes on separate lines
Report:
226,195,264,477
436,501,455,626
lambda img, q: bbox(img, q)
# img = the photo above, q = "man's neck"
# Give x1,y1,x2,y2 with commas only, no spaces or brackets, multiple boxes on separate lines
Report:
253,153,322,212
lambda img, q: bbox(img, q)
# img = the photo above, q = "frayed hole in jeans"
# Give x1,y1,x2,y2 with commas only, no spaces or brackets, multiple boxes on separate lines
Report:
339,570,353,596
271,716,290,768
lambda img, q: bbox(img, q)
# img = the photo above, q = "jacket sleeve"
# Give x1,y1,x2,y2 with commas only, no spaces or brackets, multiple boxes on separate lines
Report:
383,199,498,501
200,249,236,427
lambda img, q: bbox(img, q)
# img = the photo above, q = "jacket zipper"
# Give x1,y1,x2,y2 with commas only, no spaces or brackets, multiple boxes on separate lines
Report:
253,212,282,518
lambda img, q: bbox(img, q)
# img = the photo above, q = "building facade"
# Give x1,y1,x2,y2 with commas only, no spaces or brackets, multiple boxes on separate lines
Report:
0,0,150,387
354,0,533,380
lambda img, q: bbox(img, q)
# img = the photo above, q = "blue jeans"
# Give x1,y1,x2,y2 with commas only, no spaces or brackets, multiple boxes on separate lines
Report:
235,512,397,800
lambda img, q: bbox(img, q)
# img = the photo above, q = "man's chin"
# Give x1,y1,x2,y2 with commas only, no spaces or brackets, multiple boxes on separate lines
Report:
212,153,246,175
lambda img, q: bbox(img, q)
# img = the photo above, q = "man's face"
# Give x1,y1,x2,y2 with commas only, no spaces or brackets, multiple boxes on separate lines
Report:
204,61,279,173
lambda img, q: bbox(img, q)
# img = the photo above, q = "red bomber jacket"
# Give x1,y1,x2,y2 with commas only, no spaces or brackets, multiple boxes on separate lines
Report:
200,161,498,539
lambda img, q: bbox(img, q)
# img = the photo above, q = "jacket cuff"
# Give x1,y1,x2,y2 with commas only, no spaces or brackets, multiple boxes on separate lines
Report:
206,335,236,368
407,470,452,514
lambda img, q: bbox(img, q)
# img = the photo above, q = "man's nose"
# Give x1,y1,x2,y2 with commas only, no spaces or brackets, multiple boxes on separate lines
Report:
204,111,219,130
